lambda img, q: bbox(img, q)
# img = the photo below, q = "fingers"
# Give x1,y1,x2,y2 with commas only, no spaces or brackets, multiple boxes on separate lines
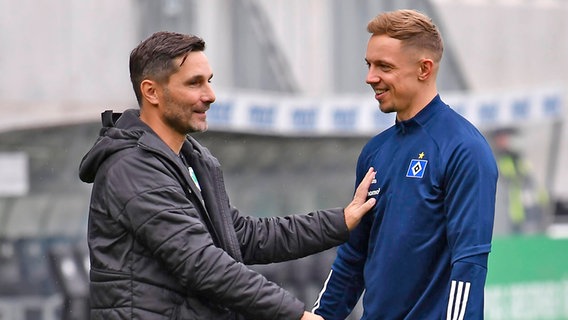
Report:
344,167,377,230
361,195,377,211
354,167,376,200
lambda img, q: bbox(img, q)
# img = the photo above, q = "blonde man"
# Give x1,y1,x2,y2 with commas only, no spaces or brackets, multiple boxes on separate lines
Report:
313,10,497,320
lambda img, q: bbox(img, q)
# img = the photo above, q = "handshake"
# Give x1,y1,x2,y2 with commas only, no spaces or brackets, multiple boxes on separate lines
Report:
302,311,324,319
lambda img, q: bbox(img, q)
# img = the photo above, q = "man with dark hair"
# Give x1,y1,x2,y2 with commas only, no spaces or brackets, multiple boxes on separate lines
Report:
313,10,497,319
79,31,376,320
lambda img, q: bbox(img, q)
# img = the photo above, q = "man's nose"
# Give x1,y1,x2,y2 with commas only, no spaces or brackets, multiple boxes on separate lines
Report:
366,67,380,85
203,83,216,103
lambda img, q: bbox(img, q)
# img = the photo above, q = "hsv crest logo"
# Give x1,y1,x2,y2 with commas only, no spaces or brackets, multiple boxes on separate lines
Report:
406,159,428,178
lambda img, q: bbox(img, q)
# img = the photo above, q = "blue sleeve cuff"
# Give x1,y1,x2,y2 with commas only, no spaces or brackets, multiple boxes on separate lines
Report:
446,258,488,320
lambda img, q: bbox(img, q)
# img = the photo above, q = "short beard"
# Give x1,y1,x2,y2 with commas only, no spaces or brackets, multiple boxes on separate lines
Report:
162,89,207,135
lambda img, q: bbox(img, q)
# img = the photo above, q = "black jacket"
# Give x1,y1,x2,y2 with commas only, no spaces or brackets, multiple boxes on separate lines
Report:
79,109,350,320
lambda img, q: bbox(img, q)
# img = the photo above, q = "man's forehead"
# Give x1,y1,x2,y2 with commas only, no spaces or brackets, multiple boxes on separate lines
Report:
175,51,206,65
368,34,403,49
170,51,213,78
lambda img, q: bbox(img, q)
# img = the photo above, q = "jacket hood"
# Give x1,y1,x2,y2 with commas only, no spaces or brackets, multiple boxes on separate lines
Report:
79,109,150,183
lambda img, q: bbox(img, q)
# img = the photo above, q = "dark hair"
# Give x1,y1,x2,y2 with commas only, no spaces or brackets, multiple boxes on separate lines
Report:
367,9,443,62
129,31,206,105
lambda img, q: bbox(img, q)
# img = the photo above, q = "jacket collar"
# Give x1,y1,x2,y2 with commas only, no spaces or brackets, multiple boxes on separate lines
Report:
395,94,445,134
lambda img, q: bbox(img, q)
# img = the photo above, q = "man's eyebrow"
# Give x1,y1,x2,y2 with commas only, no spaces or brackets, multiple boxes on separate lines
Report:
185,74,213,83
186,74,204,82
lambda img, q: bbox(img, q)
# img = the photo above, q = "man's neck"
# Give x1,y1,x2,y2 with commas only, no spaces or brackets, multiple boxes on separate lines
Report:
396,90,438,122
139,111,185,154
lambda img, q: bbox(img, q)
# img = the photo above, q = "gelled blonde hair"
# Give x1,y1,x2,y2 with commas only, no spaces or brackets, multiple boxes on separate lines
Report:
367,9,443,62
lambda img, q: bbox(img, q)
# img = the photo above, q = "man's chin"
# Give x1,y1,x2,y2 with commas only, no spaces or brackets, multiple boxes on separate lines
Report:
378,103,394,114
188,124,208,134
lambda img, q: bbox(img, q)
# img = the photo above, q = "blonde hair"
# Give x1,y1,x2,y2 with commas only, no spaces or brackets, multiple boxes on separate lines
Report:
367,9,443,62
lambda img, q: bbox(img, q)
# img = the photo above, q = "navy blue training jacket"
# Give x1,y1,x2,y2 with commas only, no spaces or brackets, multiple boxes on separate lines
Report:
313,95,497,319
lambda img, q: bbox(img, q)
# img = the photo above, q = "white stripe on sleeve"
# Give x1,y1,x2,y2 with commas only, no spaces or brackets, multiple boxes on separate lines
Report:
447,280,471,320
447,280,457,320
457,282,471,320
312,269,333,312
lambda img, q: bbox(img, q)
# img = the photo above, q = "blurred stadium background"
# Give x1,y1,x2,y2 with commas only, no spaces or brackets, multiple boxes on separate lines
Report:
0,0,567,319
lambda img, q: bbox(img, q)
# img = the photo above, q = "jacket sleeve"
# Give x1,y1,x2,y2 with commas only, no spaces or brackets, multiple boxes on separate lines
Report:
106,159,307,320
312,161,371,319
444,138,497,319
233,206,350,264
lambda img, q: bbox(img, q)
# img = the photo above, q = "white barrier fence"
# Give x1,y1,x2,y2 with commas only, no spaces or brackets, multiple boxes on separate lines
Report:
0,88,562,136
208,87,564,136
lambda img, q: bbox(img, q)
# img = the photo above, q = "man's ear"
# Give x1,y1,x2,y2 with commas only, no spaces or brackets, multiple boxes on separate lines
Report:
417,58,434,81
140,79,160,105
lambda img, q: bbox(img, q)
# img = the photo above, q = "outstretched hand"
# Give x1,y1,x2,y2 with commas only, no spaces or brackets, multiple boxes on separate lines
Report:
344,167,377,231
